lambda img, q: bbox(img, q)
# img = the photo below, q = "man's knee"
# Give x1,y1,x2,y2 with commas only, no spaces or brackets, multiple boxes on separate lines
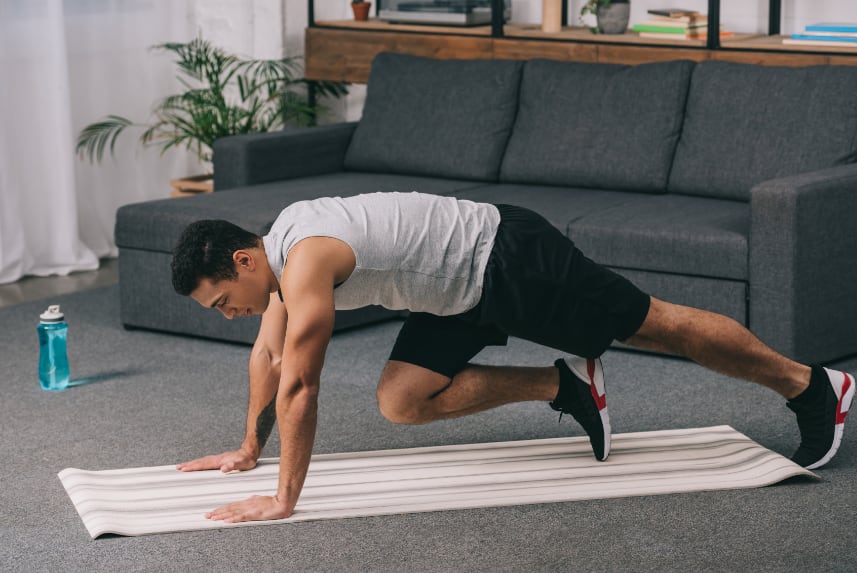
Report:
376,379,426,425
376,361,449,425
623,297,684,352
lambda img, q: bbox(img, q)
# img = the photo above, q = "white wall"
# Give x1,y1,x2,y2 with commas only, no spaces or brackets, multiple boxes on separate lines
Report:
190,0,358,122
192,0,285,58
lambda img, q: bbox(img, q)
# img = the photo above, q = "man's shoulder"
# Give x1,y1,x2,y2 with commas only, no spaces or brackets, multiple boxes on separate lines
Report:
282,237,356,288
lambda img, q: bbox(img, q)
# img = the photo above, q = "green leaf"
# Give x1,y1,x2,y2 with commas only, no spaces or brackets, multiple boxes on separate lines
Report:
76,34,345,166
75,115,134,163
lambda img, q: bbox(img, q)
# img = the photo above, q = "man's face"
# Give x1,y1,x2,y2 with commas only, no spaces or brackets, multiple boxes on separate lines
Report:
190,252,271,319
191,276,268,319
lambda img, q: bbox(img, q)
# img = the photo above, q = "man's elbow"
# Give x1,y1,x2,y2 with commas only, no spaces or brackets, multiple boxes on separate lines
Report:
250,345,282,373
278,375,320,404
276,381,319,420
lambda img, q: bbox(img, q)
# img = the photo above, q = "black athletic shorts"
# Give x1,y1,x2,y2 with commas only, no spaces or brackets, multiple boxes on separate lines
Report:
388,204,651,378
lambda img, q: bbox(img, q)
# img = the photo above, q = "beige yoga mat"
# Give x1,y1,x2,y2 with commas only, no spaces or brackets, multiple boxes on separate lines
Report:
59,425,815,538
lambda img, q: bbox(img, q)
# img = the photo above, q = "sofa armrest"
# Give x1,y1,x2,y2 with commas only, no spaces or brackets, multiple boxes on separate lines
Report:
749,163,857,363
213,122,358,191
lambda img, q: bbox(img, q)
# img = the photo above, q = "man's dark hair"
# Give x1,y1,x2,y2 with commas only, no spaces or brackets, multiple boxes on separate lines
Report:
171,219,261,295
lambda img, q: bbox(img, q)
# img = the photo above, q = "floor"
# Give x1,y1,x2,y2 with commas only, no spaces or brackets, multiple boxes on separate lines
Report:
0,258,119,310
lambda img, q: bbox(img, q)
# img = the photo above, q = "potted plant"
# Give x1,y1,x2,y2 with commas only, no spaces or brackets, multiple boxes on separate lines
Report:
352,0,372,22
76,36,347,196
581,0,630,34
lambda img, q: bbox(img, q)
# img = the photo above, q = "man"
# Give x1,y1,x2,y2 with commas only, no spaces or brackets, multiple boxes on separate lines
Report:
170,192,853,524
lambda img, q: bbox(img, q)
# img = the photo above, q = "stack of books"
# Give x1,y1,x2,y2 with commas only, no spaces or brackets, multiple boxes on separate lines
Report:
784,23,857,48
631,8,731,40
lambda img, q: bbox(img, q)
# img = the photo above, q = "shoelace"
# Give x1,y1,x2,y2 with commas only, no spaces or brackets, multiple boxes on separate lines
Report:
550,397,572,423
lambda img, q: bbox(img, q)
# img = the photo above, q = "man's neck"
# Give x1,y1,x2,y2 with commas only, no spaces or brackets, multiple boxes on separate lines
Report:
250,245,281,296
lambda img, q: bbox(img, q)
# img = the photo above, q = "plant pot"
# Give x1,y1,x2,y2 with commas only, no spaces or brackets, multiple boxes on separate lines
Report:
597,3,630,34
352,2,372,21
170,174,213,198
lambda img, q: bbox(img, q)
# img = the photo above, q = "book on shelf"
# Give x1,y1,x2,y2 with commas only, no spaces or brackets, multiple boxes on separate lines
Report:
647,8,699,18
784,23,857,47
634,14,731,41
804,22,857,34
638,30,733,40
644,15,708,26
799,30,857,37
632,23,708,34
784,35,857,47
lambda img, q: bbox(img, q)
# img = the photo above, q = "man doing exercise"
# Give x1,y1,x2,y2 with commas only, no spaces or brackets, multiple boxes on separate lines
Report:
170,192,854,523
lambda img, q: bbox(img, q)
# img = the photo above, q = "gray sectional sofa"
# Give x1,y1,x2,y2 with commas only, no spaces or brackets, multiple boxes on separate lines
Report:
115,53,857,363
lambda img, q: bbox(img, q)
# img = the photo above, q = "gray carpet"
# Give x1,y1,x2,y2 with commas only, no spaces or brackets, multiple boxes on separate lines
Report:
2,286,855,572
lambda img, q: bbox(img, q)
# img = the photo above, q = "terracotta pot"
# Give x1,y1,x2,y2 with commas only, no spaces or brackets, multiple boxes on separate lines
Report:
352,2,371,21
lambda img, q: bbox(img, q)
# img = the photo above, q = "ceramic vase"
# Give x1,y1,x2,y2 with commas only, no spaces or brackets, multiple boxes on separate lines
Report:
597,3,630,34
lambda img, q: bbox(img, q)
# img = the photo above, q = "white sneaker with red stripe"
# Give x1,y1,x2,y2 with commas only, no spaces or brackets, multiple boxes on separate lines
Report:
550,357,611,461
788,366,854,470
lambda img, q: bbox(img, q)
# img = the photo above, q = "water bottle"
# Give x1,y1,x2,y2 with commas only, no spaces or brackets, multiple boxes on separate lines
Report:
37,305,70,391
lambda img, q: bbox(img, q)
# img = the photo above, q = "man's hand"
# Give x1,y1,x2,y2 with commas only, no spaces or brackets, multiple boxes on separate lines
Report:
176,449,257,473
205,494,292,523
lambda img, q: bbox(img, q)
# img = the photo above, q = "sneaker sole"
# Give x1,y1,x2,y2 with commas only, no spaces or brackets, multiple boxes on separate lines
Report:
567,358,611,461
598,407,611,462
806,369,854,470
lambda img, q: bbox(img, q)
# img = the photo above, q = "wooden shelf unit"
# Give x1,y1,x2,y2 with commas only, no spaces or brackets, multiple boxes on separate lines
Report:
305,1,857,83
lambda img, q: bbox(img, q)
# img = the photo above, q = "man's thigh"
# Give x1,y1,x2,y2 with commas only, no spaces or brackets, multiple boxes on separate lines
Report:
386,312,507,379
480,204,651,358
377,360,448,404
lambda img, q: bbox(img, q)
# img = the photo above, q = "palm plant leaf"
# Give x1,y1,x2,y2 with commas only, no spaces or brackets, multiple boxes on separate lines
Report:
152,41,204,83
310,80,350,99
276,91,316,127
76,35,348,165
75,115,134,163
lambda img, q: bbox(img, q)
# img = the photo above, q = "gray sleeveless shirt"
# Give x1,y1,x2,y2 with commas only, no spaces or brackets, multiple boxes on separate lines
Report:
262,192,500,316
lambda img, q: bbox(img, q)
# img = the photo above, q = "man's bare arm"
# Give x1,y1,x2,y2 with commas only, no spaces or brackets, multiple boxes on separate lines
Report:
239,292,288,459
177,291,286,472
205,237,352,522
251,390,277,452
271,277,335,516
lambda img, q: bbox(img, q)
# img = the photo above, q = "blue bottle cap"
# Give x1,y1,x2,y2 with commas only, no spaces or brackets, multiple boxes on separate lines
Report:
40,305,65,323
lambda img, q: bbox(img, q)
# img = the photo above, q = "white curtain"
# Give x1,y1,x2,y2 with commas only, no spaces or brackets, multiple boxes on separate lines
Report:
0,0,197,284
0,0,340,285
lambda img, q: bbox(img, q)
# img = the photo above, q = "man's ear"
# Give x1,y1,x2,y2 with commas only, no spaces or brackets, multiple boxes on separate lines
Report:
233,250,256,271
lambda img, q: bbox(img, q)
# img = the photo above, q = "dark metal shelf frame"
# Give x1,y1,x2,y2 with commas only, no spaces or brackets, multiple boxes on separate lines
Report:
306,0,828,59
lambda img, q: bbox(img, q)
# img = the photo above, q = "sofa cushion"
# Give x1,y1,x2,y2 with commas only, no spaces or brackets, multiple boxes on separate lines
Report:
567,194,749,280
451,183,644,232
669,61,857,201
115,172,484,253
344,53,523,182
499,59,694,193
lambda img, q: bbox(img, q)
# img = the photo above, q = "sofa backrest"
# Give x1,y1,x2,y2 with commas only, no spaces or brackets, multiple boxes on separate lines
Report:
344,53,523,182
668,61,857,201
499,59,694,193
